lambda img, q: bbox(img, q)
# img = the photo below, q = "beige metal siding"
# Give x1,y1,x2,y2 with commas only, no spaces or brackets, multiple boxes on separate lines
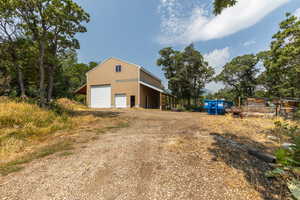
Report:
140,70,163,89
87,58,139,107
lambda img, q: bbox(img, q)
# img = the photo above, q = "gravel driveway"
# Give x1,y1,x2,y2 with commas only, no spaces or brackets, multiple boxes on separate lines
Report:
0,110,282,200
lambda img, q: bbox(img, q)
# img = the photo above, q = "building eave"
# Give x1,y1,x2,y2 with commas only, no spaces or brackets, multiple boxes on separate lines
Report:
74,84,87,95
139,81,164,93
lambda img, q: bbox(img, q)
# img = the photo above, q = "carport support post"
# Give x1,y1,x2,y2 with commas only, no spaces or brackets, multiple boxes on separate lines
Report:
160,93,163,110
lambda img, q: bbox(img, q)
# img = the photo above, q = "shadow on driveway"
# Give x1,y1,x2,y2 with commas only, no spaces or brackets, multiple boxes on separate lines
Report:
72,110,121,118
208,132,287,200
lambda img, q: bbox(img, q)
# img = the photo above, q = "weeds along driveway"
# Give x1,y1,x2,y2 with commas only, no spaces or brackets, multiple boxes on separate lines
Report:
0,110,285,200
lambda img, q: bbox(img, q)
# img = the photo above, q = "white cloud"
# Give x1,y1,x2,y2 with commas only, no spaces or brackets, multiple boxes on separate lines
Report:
294,8,300,18
203,47,230,92
206,82,225,93
204,47,230,74
243,40,256,46
158,0,289,44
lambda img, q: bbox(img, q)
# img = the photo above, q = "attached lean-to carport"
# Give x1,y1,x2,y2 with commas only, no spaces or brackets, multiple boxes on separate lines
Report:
139,81,176,110
139,81,161,109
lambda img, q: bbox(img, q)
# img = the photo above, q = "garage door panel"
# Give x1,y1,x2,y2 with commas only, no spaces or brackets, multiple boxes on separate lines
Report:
91,85,111,108
115,94,127,108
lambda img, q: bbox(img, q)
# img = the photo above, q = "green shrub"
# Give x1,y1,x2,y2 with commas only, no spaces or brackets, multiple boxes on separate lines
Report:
73,95,86,104
295,107,300,120
274,121,300,166
176,105,186,112
271,121,300,199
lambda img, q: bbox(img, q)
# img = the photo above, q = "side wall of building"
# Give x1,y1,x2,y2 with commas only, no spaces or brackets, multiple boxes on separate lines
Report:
87,58,139,107
140,70,163,89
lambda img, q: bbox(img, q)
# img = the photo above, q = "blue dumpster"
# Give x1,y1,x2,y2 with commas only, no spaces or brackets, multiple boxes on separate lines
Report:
204,100,233,115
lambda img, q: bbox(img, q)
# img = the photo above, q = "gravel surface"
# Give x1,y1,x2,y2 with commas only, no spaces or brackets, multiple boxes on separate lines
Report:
0,110,282,200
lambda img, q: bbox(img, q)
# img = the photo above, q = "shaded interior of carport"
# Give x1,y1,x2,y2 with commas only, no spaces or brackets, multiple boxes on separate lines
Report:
139,81,177,110
139,83,160,109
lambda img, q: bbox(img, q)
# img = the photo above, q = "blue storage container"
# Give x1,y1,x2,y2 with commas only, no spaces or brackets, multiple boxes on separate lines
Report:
204,100,233,115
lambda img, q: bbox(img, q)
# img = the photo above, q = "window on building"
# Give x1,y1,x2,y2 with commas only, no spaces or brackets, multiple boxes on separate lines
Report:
115,65,122,72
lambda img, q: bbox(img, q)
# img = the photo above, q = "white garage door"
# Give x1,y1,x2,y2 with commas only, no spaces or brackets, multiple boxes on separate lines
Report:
115,94,127,108
91,85,111,108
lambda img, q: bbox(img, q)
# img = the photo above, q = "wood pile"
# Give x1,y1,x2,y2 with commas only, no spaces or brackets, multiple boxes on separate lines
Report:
226,107,244,118
245,98,275,113
278,100,300,118
242,98,300,118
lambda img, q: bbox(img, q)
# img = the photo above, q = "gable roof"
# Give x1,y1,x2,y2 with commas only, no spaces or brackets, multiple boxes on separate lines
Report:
86,57,162,82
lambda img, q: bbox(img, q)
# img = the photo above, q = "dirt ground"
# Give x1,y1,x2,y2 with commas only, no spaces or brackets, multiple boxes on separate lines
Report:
0,109,286,200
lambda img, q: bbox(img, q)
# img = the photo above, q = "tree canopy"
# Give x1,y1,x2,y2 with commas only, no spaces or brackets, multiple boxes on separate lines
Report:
259,14,300,98
157,44,214,106
211,13,300,101
213,0,237,15
0,0,90,106
216,54,259,101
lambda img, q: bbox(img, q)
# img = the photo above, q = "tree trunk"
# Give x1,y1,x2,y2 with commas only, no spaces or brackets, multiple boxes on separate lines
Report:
187,96,191,107
47,64,55,103
11,50,27,99
38,41,46,107
47,37,58,103
16,65,26,98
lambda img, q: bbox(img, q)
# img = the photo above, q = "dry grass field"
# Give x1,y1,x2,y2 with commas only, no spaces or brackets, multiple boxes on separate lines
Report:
0,98,128,175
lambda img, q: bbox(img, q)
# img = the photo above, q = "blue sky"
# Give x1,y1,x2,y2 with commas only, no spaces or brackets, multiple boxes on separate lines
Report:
75,0,300,93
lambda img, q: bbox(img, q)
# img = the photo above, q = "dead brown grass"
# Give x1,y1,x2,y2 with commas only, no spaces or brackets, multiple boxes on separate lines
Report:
162,113,292,199
199,114,296,149
0,100,73,161
0,98,128,175
55,98,87,111
165,114,285,153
